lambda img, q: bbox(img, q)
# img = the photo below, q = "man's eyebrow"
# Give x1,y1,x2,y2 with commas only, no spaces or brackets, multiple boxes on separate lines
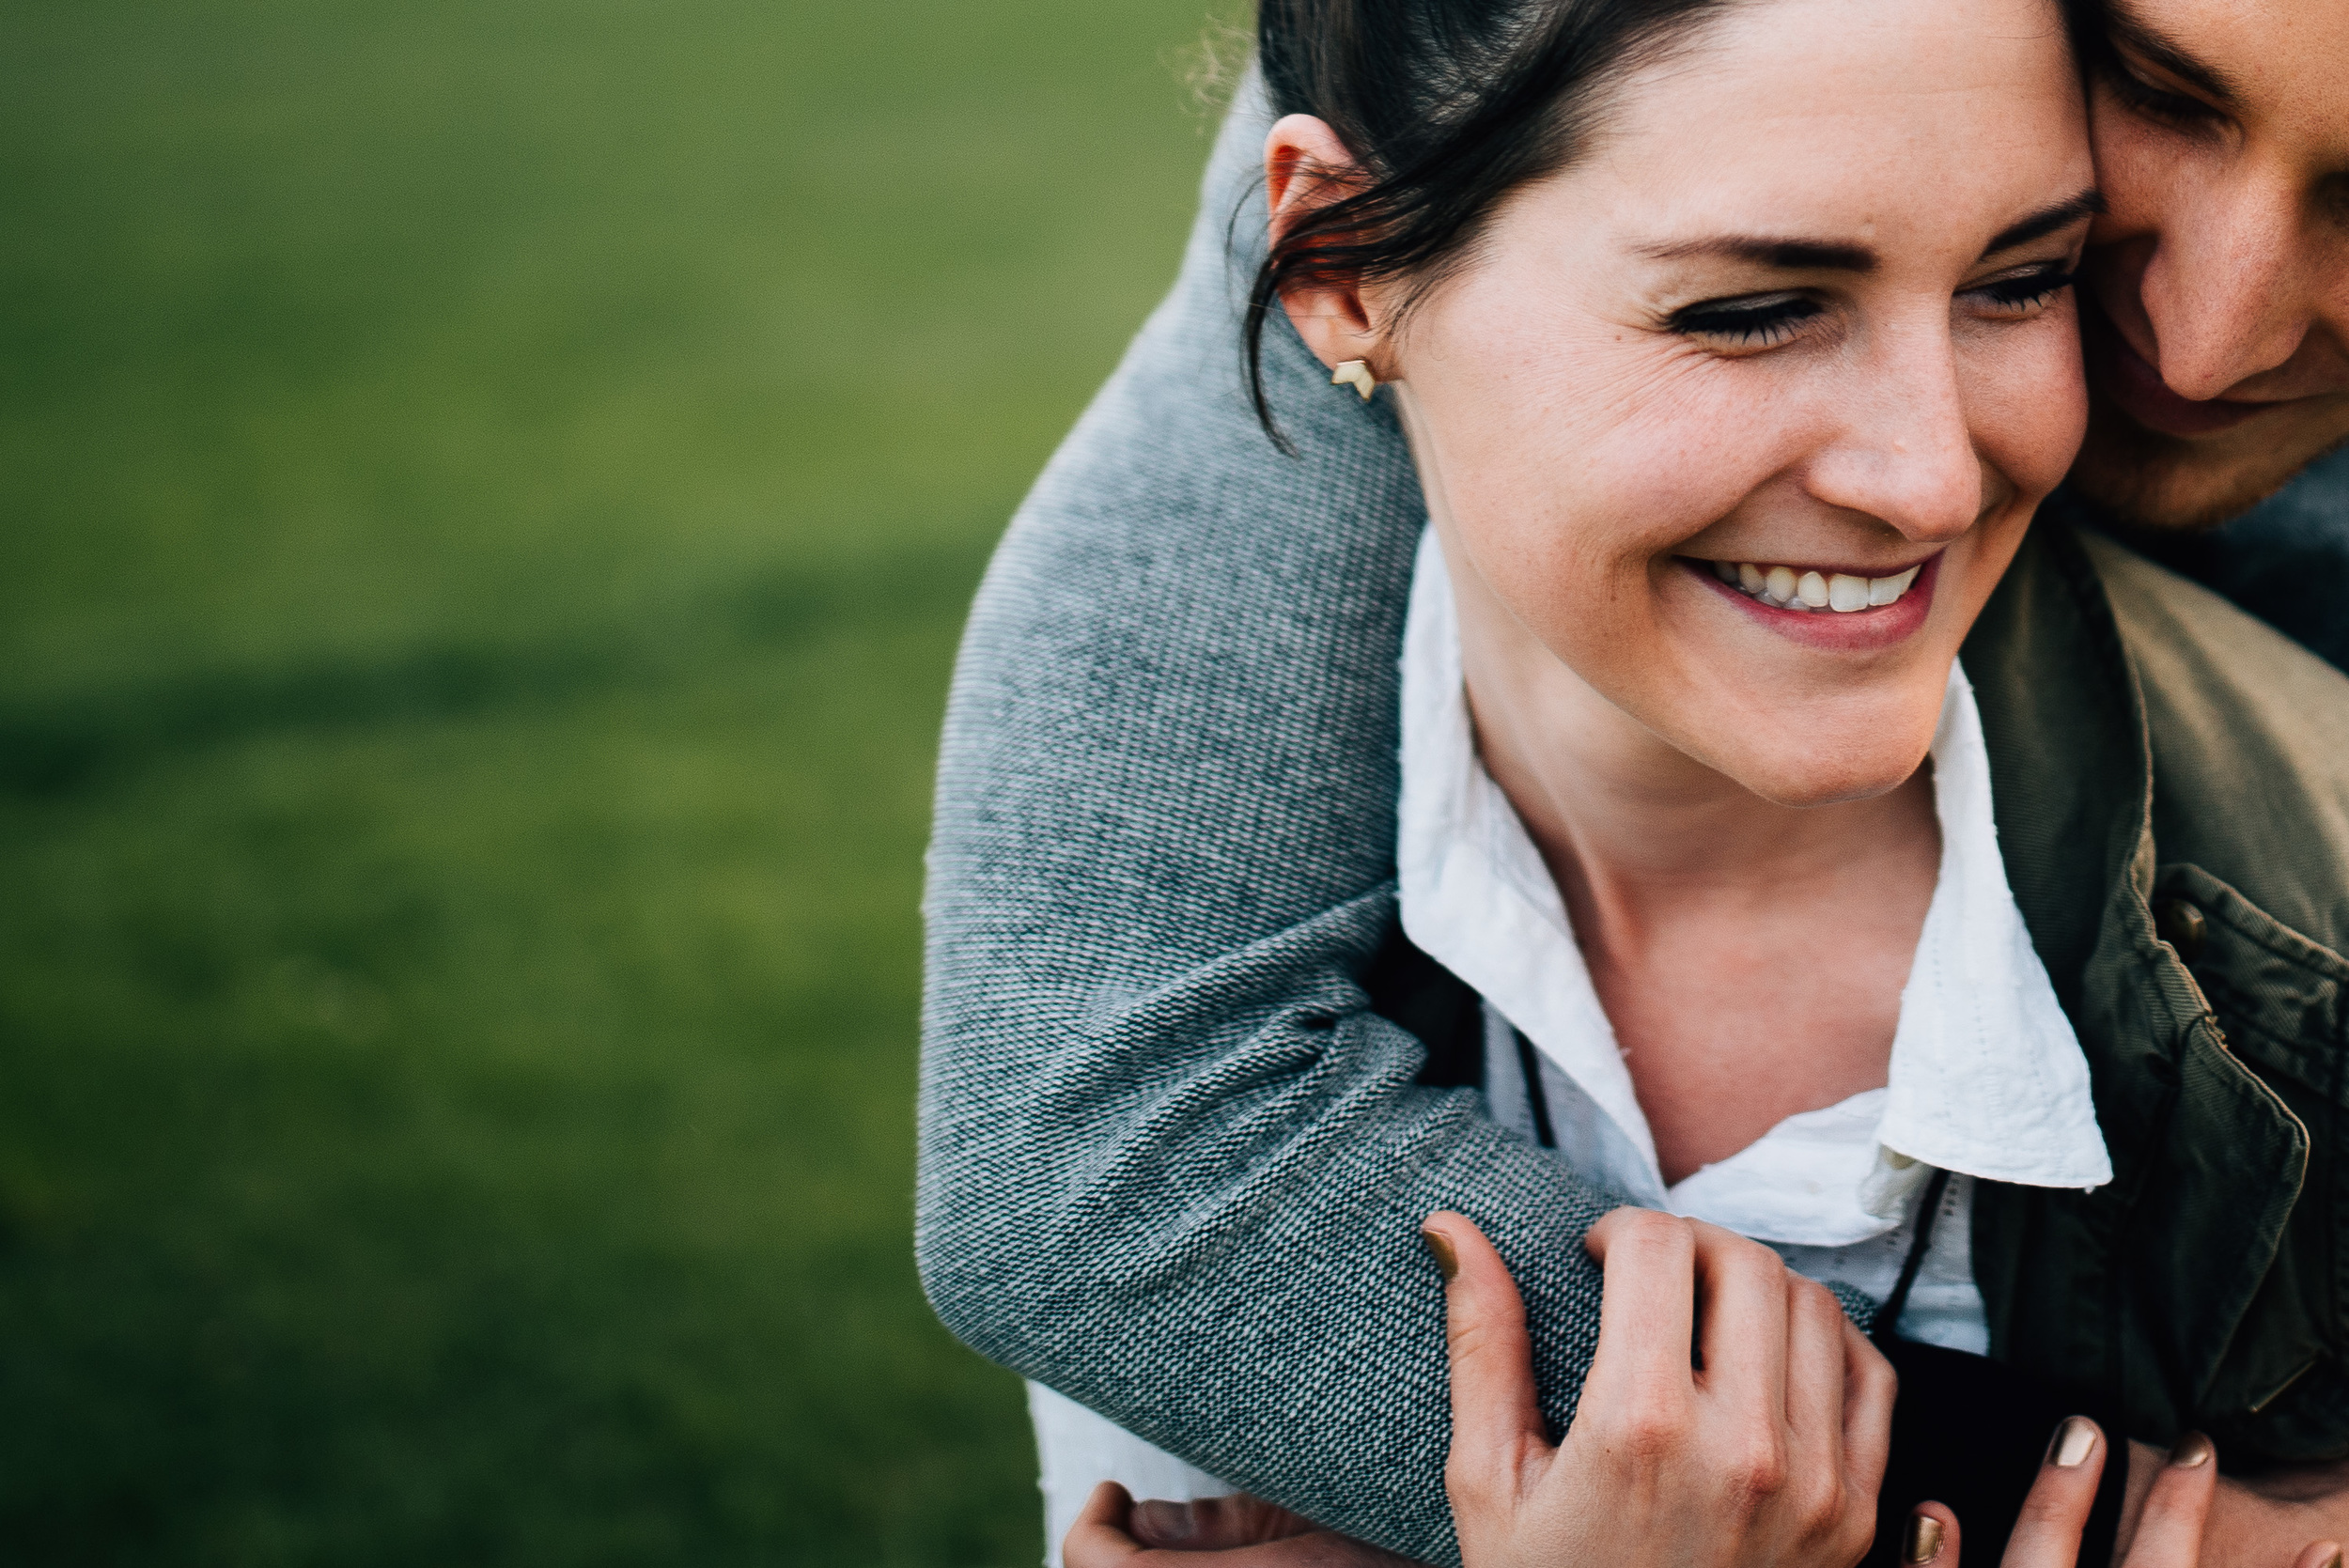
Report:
2103,0,2241,106
1982,188,2107,258
1634,237,1877,272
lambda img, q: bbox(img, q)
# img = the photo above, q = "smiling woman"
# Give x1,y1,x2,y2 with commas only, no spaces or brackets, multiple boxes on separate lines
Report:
1254,0,2107,1196
920,0,2349,1560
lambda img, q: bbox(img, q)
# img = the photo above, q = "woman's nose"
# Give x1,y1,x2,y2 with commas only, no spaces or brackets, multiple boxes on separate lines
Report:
1803,335,1984,543
2138,166,2317,400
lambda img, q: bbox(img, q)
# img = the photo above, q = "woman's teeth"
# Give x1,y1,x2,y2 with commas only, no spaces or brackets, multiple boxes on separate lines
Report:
1708,559,1921,613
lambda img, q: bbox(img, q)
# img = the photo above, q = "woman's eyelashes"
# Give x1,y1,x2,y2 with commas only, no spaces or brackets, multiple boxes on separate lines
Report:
1967,263,2077,318
1666,292,1823,348
1664,264,2073,349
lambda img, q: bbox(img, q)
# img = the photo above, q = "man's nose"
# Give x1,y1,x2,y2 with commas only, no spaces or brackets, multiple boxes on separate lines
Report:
2139,166,2315,400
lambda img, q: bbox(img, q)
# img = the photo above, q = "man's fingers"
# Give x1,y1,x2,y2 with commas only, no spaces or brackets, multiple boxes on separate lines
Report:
1999,1418,2108,1567
2110,1436,2217,1568
1781,1275,1851,1466
1687,1218,1792,1426
1065,1482,1146,1568
1131,1496,1317,1550
1424,1212,1547,1485
1840,1320,1898,1503
1581,1207,1700,1399
1906,1502,1960,1566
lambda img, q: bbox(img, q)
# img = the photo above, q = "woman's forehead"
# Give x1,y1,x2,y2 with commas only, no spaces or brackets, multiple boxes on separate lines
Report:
1600,0,2082,158
1554,0,2090,253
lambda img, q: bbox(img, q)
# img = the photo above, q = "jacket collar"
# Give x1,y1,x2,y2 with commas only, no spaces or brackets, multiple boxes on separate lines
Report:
1962,520,2317,1421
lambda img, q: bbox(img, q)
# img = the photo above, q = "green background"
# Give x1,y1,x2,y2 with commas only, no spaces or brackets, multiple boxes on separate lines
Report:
0,2,1236,1561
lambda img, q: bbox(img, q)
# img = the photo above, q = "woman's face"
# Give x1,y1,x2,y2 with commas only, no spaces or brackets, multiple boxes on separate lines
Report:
1280,0,2095,806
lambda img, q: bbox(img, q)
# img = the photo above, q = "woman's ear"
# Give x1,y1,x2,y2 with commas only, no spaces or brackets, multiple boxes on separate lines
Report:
1264,114,1389,380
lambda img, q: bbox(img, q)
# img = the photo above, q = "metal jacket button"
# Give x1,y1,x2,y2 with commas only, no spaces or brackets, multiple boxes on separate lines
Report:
2155,897,2208,964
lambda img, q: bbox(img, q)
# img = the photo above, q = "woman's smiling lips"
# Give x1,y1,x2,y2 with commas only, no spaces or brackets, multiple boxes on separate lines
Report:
1681,552,1943,649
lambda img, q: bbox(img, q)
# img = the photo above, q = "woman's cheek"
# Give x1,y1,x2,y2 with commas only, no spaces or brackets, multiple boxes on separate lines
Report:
1968,308,2090,505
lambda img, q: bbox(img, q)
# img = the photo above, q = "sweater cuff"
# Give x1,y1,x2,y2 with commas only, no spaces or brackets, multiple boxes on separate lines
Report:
1864,1339,2129,1568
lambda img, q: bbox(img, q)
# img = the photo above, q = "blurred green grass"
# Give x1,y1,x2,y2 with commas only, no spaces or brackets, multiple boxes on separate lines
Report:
0,1,1232,1561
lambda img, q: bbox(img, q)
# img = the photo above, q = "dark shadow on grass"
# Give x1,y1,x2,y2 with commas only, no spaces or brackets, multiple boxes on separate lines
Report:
0,540,990,799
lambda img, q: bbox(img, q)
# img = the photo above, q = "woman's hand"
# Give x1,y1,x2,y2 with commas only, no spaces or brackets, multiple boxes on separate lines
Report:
1065,1209,2349,1568
1424,1205,1894,1568
1903,1421,2345,1568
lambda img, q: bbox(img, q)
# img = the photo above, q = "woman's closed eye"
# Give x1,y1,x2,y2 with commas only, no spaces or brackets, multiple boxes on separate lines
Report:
1666,291,1824,349
1666,263,2073,351
1966,261,2077,318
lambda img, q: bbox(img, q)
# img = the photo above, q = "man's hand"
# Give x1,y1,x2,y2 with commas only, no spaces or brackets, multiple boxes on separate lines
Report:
1061,1482,1423,1567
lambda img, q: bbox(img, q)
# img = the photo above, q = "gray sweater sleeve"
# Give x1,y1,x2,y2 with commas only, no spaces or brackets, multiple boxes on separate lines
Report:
915,74,1621,1565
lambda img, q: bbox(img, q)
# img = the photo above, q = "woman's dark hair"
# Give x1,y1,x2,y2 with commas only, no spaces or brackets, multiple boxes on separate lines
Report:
1247,0,1734,445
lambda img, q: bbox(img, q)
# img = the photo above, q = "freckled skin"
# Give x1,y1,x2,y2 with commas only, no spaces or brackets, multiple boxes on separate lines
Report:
1270,0,2092,1178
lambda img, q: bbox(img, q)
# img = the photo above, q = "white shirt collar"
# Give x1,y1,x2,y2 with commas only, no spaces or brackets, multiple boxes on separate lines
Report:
1396,529,2109,1239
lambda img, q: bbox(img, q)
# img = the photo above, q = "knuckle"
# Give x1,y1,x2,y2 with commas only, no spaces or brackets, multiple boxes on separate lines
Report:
1719,1428,1790,1505
1613,1208,1688,1256
1793,1470,1843,1534
1605,1388,1694,1464
1441,1456,1489,1514
1791,1276,1839,1318
1694,1219,1774,1267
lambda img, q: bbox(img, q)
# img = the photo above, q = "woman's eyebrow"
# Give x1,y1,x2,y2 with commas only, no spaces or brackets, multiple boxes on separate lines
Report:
1980,189,2107,259
1632,237,1876,272
1635,188,2105,273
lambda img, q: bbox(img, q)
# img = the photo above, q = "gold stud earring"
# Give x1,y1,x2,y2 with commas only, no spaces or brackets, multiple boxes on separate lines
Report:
1331,360,1377,401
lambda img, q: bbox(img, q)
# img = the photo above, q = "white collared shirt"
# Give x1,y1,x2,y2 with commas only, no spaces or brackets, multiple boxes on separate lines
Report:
1398,529,2110,1349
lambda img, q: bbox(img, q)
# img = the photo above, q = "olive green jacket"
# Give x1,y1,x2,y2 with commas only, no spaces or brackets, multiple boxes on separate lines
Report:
1973,522,2349,1461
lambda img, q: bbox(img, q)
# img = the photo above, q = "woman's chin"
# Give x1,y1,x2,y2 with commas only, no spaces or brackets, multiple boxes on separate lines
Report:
1699,729,1938,809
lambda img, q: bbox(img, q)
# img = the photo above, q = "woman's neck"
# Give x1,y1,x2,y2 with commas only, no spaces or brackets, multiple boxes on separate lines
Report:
1436,521,1942,1182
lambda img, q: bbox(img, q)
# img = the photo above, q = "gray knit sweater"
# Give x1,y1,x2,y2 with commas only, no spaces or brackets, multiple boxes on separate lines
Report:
916,71,2349,1567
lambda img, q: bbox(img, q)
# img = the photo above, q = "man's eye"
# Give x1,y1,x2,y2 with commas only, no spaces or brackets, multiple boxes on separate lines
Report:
1669,294,1823,347
1970,265,2077,316
2104,58,2222,130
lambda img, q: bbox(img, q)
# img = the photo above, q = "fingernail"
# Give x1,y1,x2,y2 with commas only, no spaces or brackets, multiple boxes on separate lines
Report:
1421,1227,1458,1282
2169,1432,2215,1469
1131,1499,1195,1545
1904,1514,1944,1564
2047,1416,2099,1467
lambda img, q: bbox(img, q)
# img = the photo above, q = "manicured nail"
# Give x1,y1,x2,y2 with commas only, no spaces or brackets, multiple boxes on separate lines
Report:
1421,1227,1458,1282
1904,1514,1944,1563
2048,1417,2099,1467
1132,1499,1195,1545
2169,1432,2215,1469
